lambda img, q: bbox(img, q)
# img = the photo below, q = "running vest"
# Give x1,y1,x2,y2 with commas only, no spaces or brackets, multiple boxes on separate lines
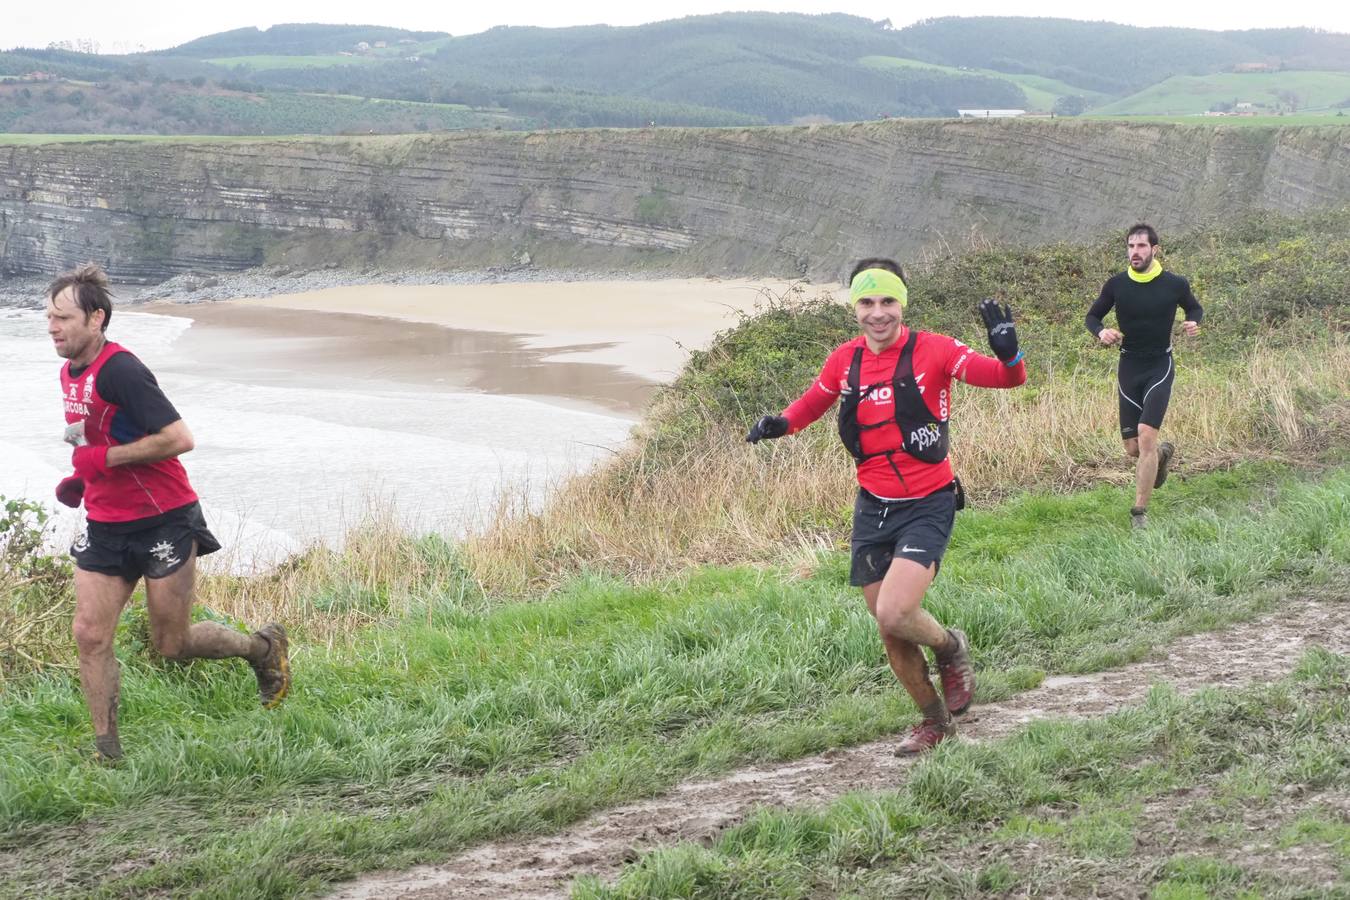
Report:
837,330,949,487
61,341,198,523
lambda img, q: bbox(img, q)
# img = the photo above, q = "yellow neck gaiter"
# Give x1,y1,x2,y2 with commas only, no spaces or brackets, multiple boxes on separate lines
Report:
1127,259,1163,283
850,268,908,308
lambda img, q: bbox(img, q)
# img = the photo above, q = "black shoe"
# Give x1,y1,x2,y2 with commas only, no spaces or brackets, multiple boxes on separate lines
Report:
1130,507,1148,529
1154,442,1175,489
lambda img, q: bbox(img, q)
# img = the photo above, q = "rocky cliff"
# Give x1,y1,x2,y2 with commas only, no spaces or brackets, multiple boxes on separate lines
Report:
2,119,1348,282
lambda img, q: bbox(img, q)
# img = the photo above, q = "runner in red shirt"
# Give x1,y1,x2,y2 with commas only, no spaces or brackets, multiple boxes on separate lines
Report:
46,263,291,763
746,258,1027,754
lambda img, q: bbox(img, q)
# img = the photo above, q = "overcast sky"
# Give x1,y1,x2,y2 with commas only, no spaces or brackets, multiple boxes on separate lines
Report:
8,0,1349,54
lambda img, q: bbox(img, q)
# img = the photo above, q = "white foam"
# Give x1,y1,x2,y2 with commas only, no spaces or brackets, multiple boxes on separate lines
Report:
0,307,631,574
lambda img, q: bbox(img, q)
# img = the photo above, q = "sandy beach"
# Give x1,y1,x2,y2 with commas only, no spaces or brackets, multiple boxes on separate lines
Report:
192,278,832,382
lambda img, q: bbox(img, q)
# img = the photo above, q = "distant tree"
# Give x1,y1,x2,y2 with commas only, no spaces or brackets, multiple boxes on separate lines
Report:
1053,94,1089,116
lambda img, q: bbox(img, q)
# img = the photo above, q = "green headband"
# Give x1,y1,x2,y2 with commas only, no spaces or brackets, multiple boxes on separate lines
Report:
850,268,908,308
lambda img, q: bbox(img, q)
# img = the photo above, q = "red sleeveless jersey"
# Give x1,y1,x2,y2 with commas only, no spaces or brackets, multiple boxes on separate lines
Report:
61,341,199,523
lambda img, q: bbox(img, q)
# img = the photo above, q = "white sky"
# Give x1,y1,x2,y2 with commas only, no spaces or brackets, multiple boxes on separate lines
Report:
6,1,1349,54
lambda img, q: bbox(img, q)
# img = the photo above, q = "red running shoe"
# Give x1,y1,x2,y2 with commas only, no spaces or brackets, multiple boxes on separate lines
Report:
936,628,976,715
894,717,955,755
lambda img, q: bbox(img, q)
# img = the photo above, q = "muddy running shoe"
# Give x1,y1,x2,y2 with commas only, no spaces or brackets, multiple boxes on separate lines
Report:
1154,441,1175,488
935,628,976,715
1131,507,1149,529
249,623,291,709
894,717,956,756
93,733,123,765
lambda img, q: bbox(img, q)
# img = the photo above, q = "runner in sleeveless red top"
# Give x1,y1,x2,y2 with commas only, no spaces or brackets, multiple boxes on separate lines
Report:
46,263,291,764
746,258,1028,754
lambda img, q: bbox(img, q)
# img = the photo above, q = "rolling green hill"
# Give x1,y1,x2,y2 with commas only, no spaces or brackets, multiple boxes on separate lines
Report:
2,14,1348,133
885,17,1350,94
0,80,526,134
860,55,1111,111
167,23,448,57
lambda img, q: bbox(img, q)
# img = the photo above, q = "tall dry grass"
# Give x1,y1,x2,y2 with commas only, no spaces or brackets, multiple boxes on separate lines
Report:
463,335,1350,594
192,509,478,648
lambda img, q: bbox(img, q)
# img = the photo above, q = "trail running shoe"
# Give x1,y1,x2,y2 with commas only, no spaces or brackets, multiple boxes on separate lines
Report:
249,623,291,709
1131,507,1149,530
1154,442,1175,488
894,717,955,756
935,628,976,715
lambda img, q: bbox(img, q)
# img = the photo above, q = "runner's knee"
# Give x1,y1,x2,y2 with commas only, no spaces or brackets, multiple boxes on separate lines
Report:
72,616,115,656
876,601,925,639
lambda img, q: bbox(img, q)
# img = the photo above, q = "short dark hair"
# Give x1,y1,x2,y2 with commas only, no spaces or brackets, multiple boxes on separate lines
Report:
1126,223,1159,246
47,262,113,332
849,257,908,286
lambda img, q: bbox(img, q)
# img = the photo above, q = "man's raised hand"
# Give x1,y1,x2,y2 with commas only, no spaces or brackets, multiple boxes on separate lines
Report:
746,415,789,444
978,298,1020,363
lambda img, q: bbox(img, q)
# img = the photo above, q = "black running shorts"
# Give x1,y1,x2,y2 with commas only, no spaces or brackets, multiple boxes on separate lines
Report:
849,484,957,587
1118,350,1175,438
73,501,221,581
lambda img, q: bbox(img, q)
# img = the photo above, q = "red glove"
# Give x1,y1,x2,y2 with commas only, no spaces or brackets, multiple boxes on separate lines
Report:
72,445,112,481
55,475,86,508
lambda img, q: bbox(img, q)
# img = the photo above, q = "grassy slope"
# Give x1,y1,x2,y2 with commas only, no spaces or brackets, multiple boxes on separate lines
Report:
206,37,456,70
1096,70,1350,115
465,208,1350,593
1082,113,1350,126
0,84,527,135
206,55,389,69
859,55,1109,110
1,464,1347,897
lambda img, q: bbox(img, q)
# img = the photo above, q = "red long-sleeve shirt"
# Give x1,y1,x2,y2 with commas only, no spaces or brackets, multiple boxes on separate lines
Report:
783,328,1026,498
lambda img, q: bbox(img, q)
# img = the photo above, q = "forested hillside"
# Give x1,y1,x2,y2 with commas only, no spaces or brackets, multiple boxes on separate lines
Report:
2,14,1348,133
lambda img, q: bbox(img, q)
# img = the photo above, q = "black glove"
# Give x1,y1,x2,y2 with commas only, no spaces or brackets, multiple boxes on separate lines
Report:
978,298,1020,363
746,415,789,444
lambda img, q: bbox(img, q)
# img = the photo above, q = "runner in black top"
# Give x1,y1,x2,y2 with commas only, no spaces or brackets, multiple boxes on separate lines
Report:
1085,224,1203,528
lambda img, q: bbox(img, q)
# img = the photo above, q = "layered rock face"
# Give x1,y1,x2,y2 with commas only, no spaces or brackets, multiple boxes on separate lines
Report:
2,119,1347,282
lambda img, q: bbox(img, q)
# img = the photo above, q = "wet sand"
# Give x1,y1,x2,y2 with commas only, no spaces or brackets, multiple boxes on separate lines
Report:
150,302,657,417
149,278,825,416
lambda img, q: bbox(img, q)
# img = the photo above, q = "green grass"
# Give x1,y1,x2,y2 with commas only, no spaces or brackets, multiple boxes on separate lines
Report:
207,37,454,70
1095,70,1350,116
1083,114,1350,126
860,55,1109,111
0,463,1347,896
580,649,1350,898
207,55,389,69
0,133,302,144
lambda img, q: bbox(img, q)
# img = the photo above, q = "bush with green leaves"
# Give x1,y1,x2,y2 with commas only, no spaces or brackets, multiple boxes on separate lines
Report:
0,497,74,679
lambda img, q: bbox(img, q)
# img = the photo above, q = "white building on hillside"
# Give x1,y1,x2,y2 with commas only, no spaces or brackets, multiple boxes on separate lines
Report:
957,109,1027,118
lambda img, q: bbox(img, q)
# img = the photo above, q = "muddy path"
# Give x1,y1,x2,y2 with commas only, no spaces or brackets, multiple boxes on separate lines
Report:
328,595,1349,899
